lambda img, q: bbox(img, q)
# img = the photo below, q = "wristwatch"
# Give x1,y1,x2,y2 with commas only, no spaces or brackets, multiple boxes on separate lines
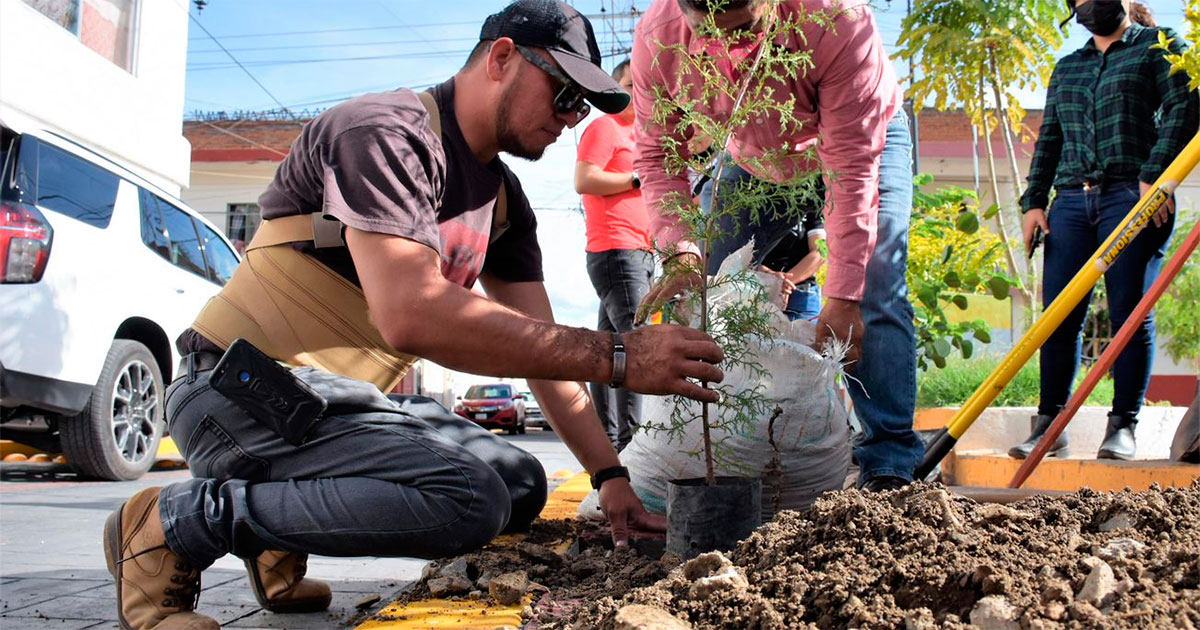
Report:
631,172,641,189
610,332,626,387
590,465,630,489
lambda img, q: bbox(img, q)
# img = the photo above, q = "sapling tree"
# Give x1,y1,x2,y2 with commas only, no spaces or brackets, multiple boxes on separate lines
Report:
639,0,830,484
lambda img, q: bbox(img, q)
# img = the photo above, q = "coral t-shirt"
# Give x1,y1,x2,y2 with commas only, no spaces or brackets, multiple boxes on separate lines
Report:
576,114,652,253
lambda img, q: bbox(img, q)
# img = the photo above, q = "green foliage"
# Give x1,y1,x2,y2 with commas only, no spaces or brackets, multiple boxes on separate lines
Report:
894,0,1063,134
908,174,1012,370
917,354,1116,408
1154,6,1200,90
1156,215,1200,372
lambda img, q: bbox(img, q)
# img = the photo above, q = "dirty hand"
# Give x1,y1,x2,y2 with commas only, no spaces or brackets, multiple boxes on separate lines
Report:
815,297,863,370
636,253,703,324
1023,209,1049,255
622,324,724,403
1140,181,1175,227
600,478,667,547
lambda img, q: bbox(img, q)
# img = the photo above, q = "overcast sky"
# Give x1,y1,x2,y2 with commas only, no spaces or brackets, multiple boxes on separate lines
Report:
183,0,1189,328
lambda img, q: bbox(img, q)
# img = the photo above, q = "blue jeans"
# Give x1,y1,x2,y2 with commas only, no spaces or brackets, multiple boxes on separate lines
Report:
1039,181,1173,419
586,249,655,450
700,109,922,483
157,366,547,569
784,282,822,321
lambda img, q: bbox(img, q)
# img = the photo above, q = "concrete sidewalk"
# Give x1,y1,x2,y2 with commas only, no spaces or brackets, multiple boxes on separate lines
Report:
0,430,575,629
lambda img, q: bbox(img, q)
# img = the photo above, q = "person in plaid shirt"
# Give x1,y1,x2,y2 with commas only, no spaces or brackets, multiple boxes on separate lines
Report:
1011,0,1199,462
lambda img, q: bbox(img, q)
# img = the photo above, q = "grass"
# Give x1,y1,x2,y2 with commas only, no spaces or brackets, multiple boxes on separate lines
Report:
917,354,1116,408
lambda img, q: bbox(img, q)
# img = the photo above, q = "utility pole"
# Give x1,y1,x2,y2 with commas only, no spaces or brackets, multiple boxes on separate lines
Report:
906,0,920,175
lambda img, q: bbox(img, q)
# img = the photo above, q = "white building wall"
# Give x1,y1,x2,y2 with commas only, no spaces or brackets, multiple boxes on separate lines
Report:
0,0,191,195
181,161,277,231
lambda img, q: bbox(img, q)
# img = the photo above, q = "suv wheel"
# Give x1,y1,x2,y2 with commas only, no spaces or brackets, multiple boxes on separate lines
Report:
61,340,164,480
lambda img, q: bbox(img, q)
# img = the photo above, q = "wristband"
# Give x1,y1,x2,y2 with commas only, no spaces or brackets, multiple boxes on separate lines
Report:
610,332,626,387
631,172,641,189
590,465,630,490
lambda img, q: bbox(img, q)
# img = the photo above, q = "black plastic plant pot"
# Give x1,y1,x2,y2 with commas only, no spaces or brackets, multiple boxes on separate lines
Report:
666,476,762,559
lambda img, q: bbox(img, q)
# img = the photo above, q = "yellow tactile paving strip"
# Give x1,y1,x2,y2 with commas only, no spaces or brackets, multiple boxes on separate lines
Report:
355,596,533,629
354,470,589,630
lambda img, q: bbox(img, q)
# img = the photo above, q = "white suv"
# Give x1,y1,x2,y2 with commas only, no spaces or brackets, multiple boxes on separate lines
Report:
0,124,239,480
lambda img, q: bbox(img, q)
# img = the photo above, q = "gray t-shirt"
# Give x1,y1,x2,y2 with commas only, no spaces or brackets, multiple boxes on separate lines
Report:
259,78,543,287
179,80,542,355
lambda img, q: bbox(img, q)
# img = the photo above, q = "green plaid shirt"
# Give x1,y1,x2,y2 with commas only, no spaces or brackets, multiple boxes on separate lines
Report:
1021,24,1200,212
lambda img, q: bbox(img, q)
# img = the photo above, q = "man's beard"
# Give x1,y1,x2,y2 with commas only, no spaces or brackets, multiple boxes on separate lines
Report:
496,80,550,161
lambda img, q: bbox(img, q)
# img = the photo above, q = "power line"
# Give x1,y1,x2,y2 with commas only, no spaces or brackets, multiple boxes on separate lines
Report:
185,13,619,42
189,35,480,54
187,49,473,71
189,12,303,126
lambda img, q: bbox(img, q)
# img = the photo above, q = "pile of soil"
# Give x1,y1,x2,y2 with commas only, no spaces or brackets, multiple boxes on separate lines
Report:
565,482,1200,629
377,518,670,623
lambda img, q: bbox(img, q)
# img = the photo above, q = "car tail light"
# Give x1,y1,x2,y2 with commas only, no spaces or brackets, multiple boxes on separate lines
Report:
0,202,53,283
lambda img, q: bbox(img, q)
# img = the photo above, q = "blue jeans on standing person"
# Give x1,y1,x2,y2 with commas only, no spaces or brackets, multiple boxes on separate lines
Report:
784,282,822,322
700,109,923,484
586,248,655,451
1039,181,1174,420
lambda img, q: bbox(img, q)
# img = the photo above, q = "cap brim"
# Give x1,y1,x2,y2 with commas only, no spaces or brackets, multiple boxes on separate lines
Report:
548,49,630,114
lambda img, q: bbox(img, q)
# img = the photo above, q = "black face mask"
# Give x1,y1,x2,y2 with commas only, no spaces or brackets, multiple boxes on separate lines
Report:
1075,0,1127,37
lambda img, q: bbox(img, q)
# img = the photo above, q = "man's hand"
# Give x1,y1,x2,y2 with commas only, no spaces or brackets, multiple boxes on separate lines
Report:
636,253,703,324
757,266,796,300
1023,209,1050,256
622,324,724,403
599,478,667,547
1140,181,1175,227
815,297,863,369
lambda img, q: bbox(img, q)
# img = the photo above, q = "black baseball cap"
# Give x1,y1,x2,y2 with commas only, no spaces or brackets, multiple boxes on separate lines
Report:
480,0,630,114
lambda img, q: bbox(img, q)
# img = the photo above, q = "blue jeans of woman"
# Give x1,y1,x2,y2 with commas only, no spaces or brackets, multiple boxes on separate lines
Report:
1039,181,1174,420
699,109,922,483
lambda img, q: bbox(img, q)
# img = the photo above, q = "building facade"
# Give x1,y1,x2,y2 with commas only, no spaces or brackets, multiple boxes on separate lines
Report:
0,0,191,194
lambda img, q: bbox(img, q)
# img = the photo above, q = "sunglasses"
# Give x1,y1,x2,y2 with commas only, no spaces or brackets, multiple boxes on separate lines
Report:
514,45,592,121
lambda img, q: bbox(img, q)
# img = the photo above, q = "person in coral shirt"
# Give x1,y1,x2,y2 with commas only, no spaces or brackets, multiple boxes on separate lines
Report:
575,60,654,451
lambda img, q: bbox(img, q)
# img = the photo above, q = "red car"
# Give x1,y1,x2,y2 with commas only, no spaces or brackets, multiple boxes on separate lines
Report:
454,383,526,435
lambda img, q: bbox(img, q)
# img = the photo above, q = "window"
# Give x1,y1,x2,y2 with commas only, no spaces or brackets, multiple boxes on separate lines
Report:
196,222,238,285
465,385,513,399
226,203,261,255
138,189,170,260
36,142,119,228
22,0,137,71
141,192,207,279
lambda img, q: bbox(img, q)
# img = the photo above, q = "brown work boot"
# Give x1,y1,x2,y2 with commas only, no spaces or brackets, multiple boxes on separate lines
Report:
245,550,332,613
104,487,217,630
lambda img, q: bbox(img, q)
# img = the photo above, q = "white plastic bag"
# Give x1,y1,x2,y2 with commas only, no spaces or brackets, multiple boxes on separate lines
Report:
600,244,852,521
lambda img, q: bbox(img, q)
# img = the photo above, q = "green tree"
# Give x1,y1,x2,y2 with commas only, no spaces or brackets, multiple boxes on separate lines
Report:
895,0,1065,308
1156,216,1200,374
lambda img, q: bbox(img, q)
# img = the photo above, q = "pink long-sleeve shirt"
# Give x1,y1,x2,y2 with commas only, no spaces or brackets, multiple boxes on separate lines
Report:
631,0,901,301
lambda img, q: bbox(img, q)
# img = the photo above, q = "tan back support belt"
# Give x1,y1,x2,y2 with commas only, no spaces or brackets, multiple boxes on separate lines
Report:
190,89,507,392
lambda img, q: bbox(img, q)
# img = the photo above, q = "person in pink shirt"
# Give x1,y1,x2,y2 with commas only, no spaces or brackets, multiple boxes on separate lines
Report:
631,0,923,491
574,60,655,451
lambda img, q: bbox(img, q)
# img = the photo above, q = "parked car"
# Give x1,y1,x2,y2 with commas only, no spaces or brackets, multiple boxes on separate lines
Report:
520,390,551,430
0,124,240,480
454,383,526,435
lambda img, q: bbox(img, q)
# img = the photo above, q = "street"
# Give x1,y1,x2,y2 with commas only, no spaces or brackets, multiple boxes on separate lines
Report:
0,430,576,629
